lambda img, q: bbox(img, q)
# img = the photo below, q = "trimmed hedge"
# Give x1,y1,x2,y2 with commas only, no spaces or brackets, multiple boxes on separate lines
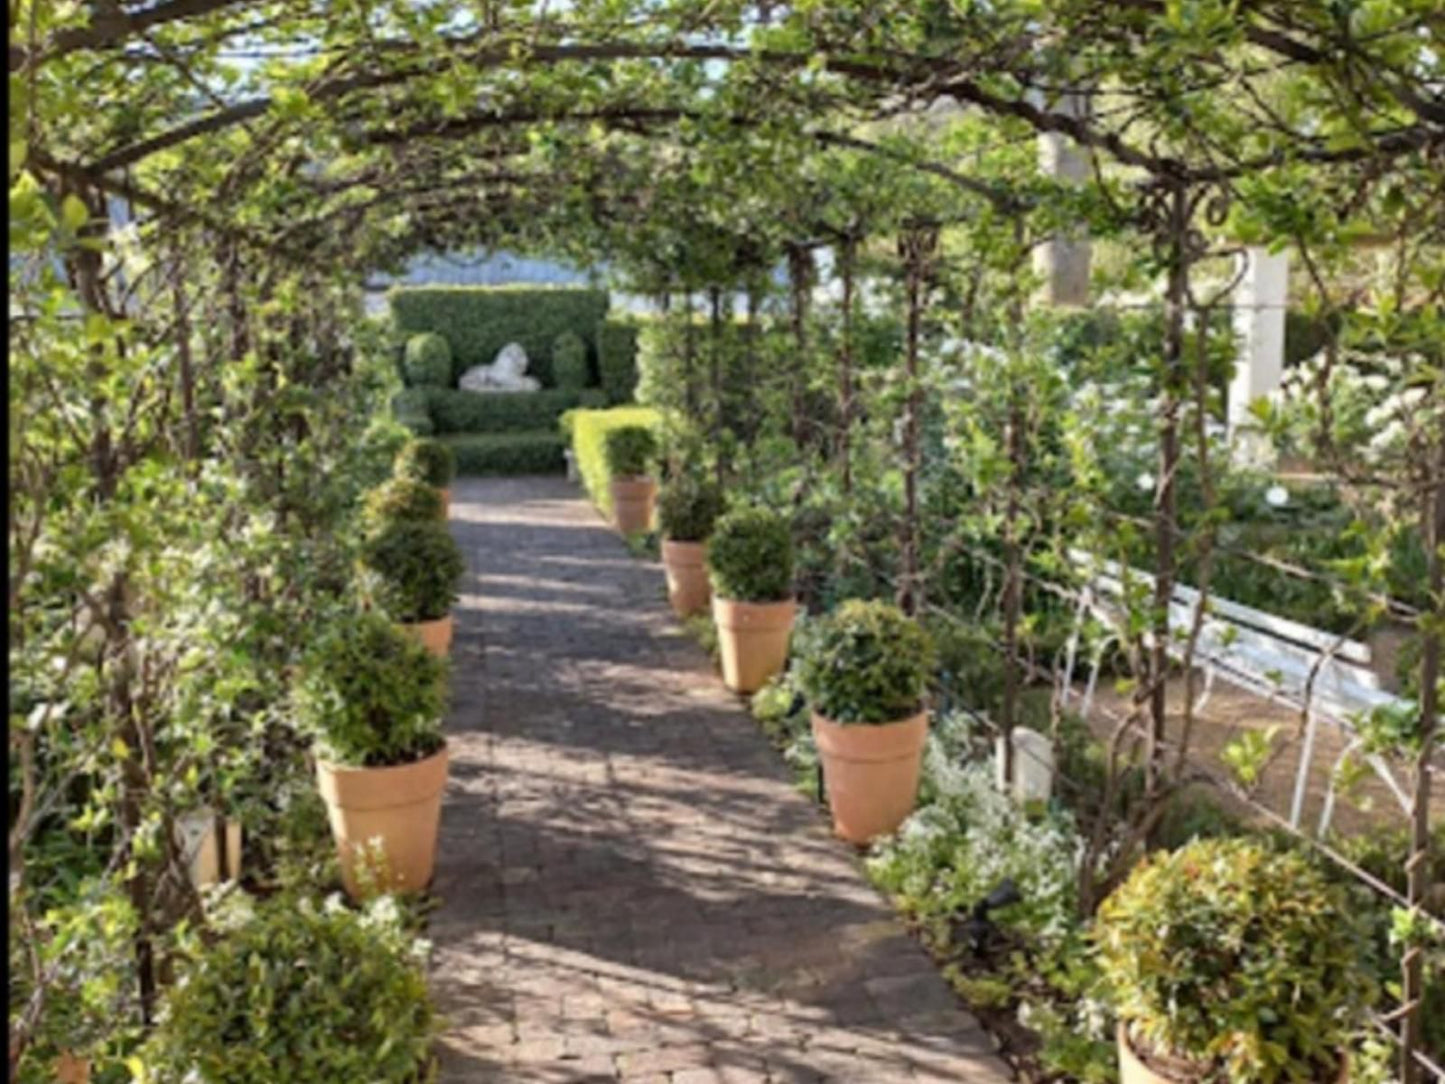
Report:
439,431,566,475
567,407,662,516
389,286,609,386
596,319,641,404
552,331,588,390
426,387,606,434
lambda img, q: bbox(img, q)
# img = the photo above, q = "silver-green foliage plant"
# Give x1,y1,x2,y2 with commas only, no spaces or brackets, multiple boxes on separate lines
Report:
798,599,933,723
394,438,457,488
360,519,465,623
603,425,658,478
141,892,435,1083
294,612,446,767
1095,837,1374,1084
552,330,588,390
657,473,724,542
707,506,794,602
402,332,452,387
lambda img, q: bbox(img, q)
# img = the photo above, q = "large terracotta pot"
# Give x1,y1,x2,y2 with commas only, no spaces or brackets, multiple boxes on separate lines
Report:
661,539,710,617
812,711,928,845
1116,1026,1346,1084
402,613,453,657
56,1052,90,1084
610,476,656,534
316,744,449,899
712,596,796,694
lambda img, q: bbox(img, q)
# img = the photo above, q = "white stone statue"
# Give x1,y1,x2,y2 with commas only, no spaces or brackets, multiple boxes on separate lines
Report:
459,342,540,393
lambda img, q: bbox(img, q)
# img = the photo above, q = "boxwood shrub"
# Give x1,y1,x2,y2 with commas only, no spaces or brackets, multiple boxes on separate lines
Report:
389,286,609,385
426,387,604,434
143,893,435,1083
294,611,445,767
707,507,794,603
1095,837,1372,1084
359,519,465,624
657,474,724,542
394,437,456,489
552,330,589,390
797,600,934,723
596,318,640,404
439,431,566,475
603,425,657,478
402,332,452,387
567,407,662,515
361,478,445,529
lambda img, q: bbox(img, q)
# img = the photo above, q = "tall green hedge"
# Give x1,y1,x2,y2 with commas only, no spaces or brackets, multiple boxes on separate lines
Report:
439,432,566,475
389,286,609,386
596,319,641,404
426,388,606,434
567,407,662,516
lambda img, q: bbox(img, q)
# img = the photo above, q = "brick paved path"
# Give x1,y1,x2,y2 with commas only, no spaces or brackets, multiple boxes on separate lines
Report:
430,475,1011,1083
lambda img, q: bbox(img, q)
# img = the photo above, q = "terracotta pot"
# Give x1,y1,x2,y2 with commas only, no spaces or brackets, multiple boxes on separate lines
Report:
610,476,656,534
1116,1026,1347,1084
812,711,928,845
712,596,796,694
56,1052,90,1084
662,539,710,617
402,613,453,657
316,744,449,899
440,487,451,518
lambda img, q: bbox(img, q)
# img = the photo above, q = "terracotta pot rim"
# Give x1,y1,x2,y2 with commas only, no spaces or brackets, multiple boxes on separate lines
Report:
811,708,929,729
317,740,449,778
662,537,707,552
610,475,656,489
812,712,929,762
402,612,452,627
713,595,797,630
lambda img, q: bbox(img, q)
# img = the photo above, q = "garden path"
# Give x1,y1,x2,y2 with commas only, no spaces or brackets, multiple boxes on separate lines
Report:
429,475,1011,1084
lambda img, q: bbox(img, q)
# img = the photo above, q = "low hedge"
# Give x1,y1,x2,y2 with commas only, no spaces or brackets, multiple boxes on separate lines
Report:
389,286,609,386
596,319,641,404
567,407,662,516
426,387,605,434
439,431,566,475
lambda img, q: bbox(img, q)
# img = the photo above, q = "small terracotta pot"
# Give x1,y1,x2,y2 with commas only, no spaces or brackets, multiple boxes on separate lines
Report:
610,476,657,534
712,596,796,694
812,711,928,845
440,487,451,519
662,539,710,617
316,744,449,899
1116,1026,1347,1084
56,1051,90,1084
402,613,453,657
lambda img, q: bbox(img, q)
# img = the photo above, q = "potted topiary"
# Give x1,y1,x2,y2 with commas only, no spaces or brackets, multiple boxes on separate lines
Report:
605,425,659,534
657,473,724,617
402,331,452,388
295,612,449,897
394,437,458,516
142,892,437,1081
1095,837,1371,1084
707,506,795,693
360,519,465,656
362,477,445,531
798,599,935,845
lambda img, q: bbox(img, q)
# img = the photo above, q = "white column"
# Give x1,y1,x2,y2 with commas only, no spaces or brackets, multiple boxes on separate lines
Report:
1032,92,1091,307
1228,246,1289,460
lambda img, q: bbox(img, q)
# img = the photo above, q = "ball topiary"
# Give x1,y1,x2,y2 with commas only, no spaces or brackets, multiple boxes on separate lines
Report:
361,478,445,530
707,506,794,603
294,611,445,767
142,893,436,1083
1095,836,1373,1084
797,599,934,723
359,519,464,624
657,473,724,542
394,438,457,489
551,331,588,390
603,425,657,478
402,332,452,387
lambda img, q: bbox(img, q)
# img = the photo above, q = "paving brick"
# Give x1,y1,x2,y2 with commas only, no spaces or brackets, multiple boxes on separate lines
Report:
429,477,1009,1084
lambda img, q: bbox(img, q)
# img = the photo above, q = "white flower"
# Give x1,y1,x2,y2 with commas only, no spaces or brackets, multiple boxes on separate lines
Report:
1136,471,1156,492
1265,485,1289,507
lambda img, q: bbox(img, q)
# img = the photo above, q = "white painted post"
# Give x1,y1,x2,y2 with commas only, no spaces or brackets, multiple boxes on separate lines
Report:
1228,246,1289,461
996,727,1056,804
